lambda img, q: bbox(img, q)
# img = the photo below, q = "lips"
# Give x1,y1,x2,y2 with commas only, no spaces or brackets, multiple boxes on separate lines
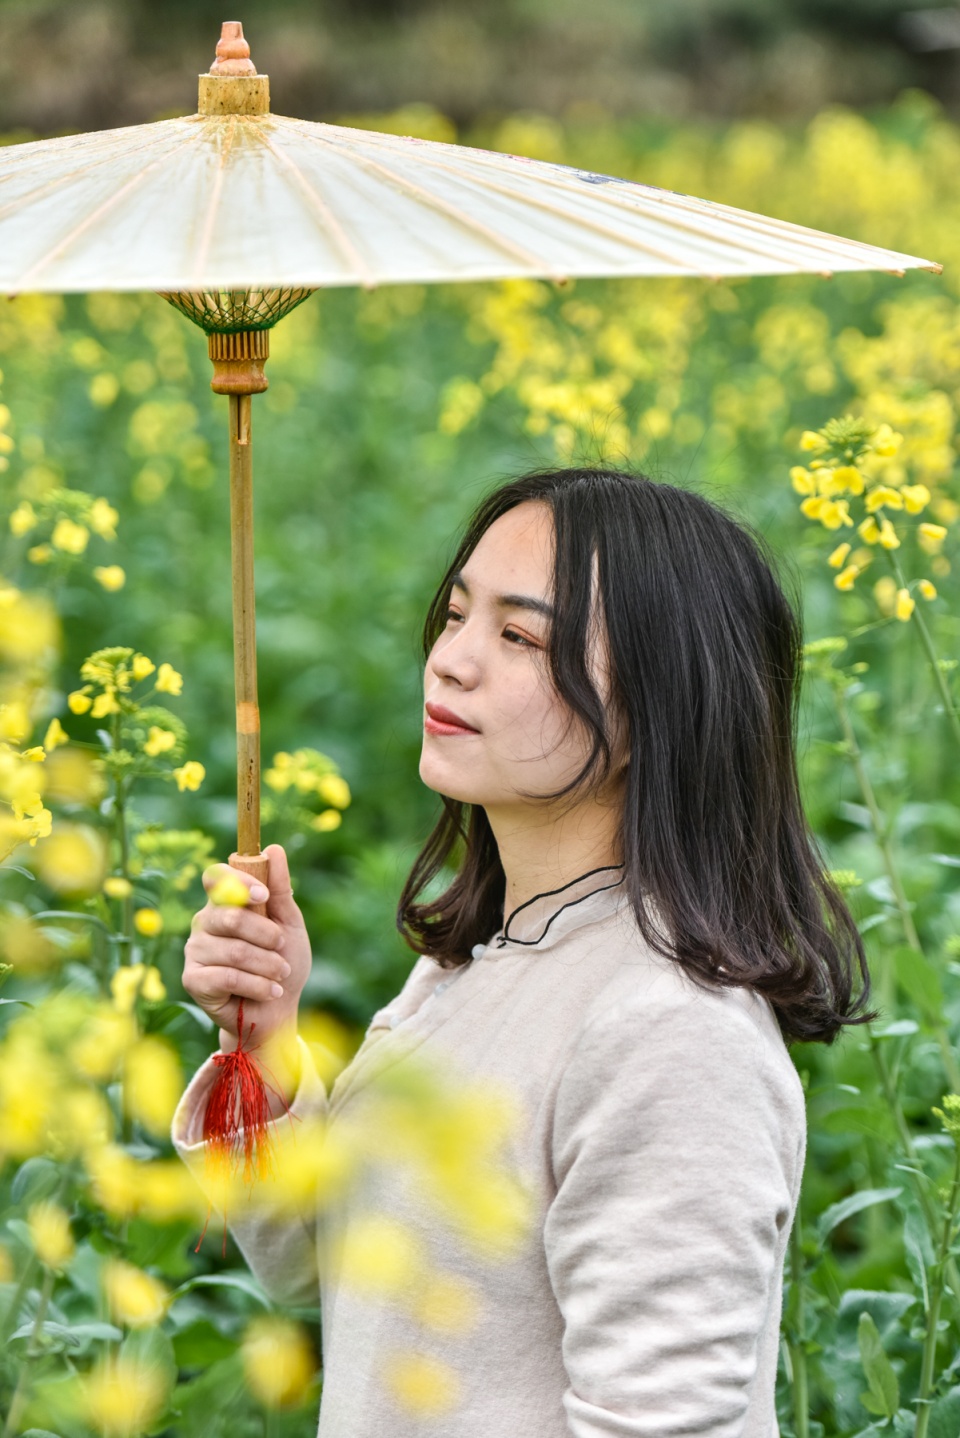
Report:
425,701,480,733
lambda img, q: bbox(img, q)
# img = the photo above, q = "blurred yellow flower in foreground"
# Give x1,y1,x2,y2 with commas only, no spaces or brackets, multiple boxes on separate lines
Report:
133,907,163,937
87,1146,205,1222
123,1036,182,1136
209,872,251,906
311,809,342,832
414,1271,481,1334
383,1350,461,1417
42,716,68,751
334,1214,423,1295
70,1004,136,1079
33,823,106,894
27,1199,74,1269
111,963,166,1014
81,1355,167,1437
103,1258,169,1327
242,1315,317,1409
88,496,119,539
103,874,133,899
68,689,92,714
172,761,204,791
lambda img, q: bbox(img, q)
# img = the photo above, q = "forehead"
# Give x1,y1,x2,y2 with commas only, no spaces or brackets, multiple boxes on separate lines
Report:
459,502,555,592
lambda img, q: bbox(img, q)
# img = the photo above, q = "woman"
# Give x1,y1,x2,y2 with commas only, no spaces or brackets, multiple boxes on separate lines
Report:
173,467,871,1437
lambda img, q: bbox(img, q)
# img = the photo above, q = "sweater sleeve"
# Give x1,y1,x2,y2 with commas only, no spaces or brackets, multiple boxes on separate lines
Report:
171,1035,330,1309
543,987,804,1438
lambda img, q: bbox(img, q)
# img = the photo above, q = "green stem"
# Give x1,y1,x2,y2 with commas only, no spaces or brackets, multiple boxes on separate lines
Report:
1,1266,55,1438
112,711,132,948
884,548,960,753
787,1201,810,1438
914,1143,960,1438
0,1252,37,1346
834,689,960,1091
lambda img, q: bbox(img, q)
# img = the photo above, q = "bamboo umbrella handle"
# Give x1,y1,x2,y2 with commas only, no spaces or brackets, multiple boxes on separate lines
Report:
228,392,269,919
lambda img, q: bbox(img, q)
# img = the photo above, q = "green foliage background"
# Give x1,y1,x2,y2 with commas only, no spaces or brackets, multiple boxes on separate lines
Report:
3,93,960,1435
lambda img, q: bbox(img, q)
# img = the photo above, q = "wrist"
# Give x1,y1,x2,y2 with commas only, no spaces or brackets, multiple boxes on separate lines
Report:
218,1020,302,1108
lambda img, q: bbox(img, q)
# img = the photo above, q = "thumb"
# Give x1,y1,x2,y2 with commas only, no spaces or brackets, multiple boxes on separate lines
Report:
262,843,303,926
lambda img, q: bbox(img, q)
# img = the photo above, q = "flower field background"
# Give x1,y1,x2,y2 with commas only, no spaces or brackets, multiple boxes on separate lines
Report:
3,93,960,1435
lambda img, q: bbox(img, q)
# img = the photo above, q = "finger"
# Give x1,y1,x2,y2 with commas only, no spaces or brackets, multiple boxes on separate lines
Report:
187,964,285,1007
193,903,286,952
189,936,290,983
201,862,268,905
261,845,302,925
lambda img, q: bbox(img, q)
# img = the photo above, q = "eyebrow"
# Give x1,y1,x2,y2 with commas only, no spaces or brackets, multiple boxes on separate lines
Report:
450,570,555,621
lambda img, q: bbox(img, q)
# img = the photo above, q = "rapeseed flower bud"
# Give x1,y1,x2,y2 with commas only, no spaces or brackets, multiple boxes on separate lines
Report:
933,1094,960,1143
133,908,163,937
918,578,937,601
834,565,859,591
27,1199,74,1269
93,565,125,591
895,588,915,622
172,761,204,791
155,662,183,695
242,1316,317,1409
828,542,851,568
103,1258,169,1328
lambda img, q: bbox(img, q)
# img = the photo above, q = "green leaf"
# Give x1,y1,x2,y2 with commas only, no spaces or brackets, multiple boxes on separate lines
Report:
818,1187,903,1245
171,1319,237,1369
9,1319,122,1351
872,1019,919,1039
11,1158,61,1206
170,1271,271,1309
929,1386,960,1438
893,945,945,1021
858,1311,899,1419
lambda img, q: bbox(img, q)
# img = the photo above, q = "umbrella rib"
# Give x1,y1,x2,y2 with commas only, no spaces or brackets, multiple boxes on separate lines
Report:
247,121,378,286
0,126,191,227
336,127,935,273
293,125,561,276
15,132,203,287
190,116,237,281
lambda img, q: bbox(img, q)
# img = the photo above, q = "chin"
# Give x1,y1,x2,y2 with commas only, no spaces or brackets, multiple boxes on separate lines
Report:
419,753,488,805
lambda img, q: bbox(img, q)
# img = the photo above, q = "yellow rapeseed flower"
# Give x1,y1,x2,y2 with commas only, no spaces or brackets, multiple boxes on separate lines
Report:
874,576,897,616
830,465,865,495
858,516,880,544
131,653,155,681
155,663,183,695
210,873,251,906
799,430,826,452
790,466,816,495
877,517,901,550
43,716,69,751
134,908,163,937
93,565,126,591
51,517,90,554
9,501,37,536
834,565,859,591
103,1258,169,1327
242,1316,317,1409
895,587,915,622
89,373,120,407
919,578,937,601
88,497,119,538
27,1199,74,1269
865,486,903,514
383,1351,461,1417
173,761,204,791
800,496,826,520
28,543,53,564
317,773,351,809
123,1036,182,1135
33,823,106,894
103,874,132,899
143,726,176,758
81,1355,167,1437
872,423,902,457
311,809,342,832
819,499,853,530
91,690,120,718
68,688,93,714
918,522,948,554
901,484,931,514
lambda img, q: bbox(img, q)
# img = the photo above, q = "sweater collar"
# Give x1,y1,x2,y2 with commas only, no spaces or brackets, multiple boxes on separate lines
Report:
481,865,628,956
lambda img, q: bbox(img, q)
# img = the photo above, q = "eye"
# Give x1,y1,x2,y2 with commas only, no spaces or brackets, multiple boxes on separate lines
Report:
444,608,538,649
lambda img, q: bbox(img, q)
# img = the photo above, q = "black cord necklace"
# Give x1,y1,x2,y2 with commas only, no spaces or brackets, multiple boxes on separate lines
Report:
494,863,626,948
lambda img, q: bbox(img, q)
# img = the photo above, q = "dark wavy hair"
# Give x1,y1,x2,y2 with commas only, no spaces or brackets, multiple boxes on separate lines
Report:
396,466,873,1045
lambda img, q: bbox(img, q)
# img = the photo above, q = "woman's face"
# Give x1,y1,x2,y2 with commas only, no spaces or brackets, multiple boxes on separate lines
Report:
420,500,624,813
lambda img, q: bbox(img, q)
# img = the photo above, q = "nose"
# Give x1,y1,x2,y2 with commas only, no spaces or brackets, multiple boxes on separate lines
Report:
426,618,482,690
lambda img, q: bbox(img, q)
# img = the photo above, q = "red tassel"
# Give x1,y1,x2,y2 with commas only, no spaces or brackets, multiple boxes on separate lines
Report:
195,1000,291,1255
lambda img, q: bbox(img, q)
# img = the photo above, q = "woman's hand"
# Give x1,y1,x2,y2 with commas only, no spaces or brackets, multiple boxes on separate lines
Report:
184,844,313,1071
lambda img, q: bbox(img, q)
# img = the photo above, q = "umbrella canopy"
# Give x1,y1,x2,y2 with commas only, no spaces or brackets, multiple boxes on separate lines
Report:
0,79,940,295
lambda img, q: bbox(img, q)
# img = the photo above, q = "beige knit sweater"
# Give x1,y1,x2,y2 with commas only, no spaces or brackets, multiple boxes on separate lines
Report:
172,873,806,1437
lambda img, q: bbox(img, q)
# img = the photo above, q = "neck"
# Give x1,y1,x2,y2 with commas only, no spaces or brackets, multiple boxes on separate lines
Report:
485,779,626,923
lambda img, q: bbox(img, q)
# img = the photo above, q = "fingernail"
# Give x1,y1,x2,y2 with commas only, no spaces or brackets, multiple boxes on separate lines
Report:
270,983,283,998
250,884,268,902
281,962,291,978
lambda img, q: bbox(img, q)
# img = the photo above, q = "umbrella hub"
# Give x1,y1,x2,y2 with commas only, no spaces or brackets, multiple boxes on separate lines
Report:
157,288,317,394
198,21,269,117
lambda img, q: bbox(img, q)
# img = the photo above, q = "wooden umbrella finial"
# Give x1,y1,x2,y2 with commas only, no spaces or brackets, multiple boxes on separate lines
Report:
210,21,257,76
